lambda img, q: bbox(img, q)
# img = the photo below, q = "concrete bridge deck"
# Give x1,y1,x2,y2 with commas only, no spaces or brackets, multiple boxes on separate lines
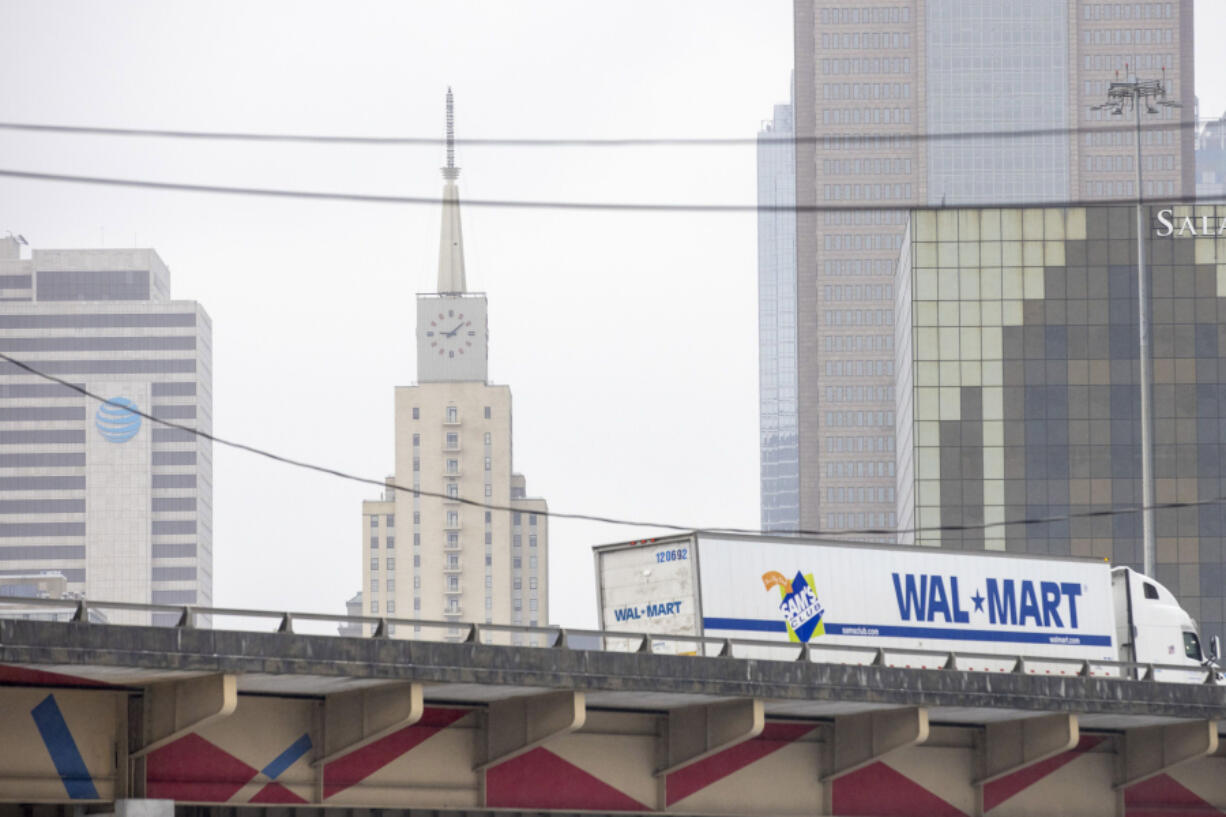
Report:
0,616,1223,816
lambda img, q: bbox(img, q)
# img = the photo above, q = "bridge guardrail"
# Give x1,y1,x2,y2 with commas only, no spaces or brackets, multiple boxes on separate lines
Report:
0,595,1216,685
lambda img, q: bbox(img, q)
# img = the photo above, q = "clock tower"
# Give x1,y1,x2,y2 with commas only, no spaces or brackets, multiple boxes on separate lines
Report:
416,87,489,383
359,89,548,646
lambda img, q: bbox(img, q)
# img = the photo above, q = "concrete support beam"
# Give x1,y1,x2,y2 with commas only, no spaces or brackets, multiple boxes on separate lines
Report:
476,691,585,771
1115,720,1219,790
133,674,237,758
821,707,929,782
974,713,1079,786
316,682,423,765
114,799,174,817
656,698,764,776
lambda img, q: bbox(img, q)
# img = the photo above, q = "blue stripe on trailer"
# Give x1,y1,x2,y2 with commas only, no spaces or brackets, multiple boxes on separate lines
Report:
702,617,1112,647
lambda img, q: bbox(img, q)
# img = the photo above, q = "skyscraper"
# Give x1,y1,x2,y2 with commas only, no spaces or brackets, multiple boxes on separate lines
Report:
360,91,548,642
789,0,1195,533
758,86,800,531
895,203,1226,643
0,236,212,624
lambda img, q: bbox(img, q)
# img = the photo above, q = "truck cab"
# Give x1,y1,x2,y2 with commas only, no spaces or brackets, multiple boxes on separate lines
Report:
1112,566,1220,681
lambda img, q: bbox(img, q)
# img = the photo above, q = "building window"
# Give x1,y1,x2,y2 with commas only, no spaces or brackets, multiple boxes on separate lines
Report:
370,557,378,571
446,432,458,448
370,536,378,549
413,533,421,546
529,535,537,548
446,406,458,422
412,433,420,446
529,514,537,526
529,599,538,612
369,516,378,528
484,432,491,444
386,600,395,613
484,406,491,419
514,577,522,590
514,534,522,547
386,514,394,527
513,557,522,569
447,554,459,569
485,597,493,610
485,555,492,566
413,458,420,472
413,511,421,524
485,532,492,545
386,557,395,570
413,576,421,589
484,484,492,497
485,575,493,588
446,483,459,498
414,598,421,611
448,576,459,592
484,456,491,471
446,458,459,474
386,536,395,549
513,599,522,611
386,578,395,592
529,577,537,590
370,599,378,613
529,556,537,570
412,407,419,420
485,511,492,523
513,512,522,525
446,511,459,527
413,554,421,567
447,532,459,547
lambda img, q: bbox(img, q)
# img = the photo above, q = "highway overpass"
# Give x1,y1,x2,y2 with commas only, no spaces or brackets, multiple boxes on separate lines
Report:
0,605,1223,816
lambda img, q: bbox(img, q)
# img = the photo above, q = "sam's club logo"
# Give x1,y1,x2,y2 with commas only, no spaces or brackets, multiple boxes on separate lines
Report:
763,570,826,642
95,397,141,443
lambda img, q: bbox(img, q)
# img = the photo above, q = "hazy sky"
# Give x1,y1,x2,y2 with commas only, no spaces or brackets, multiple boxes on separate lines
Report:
0,1,1223,631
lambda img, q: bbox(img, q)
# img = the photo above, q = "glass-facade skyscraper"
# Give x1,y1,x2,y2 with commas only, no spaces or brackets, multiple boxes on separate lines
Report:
758,91,800,531
790,0,1195,534
896,204,1226,643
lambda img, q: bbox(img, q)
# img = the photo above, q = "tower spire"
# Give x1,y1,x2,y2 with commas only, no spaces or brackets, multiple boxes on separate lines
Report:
437,86,466,293
443,86,459,181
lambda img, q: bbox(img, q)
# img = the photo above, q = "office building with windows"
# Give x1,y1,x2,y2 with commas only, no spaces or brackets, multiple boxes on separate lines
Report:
791,0,1194,533
895,203,1226,642
359,92,548,642
0,235,212,624
759,87,801,531
1197,108,1226,200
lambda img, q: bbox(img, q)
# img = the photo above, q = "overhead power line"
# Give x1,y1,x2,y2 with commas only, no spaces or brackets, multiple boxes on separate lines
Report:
0,168,1215,213
0,351,1221,544
0,118,1203,147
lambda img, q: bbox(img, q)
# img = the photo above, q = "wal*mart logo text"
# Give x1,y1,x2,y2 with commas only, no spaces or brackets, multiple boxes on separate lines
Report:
95,398,141,443
762,570,826,642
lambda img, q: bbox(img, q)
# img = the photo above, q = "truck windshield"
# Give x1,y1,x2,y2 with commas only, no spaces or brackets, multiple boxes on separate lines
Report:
1184,632,1203,661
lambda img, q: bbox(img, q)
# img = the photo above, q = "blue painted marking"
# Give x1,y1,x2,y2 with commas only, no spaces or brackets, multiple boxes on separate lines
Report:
702,618,1112,647
261,733,313,780
31,695,100,800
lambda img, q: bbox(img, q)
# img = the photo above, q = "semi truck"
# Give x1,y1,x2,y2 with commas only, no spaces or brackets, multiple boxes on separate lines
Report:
593,531,1222,683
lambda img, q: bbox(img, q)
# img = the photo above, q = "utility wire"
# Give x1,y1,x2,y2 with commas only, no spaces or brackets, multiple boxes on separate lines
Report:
0,351,1221,543
0,168,1216,213
0,119,1204,147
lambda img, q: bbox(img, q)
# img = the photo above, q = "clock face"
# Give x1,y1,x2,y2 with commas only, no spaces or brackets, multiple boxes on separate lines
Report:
423,308,477,359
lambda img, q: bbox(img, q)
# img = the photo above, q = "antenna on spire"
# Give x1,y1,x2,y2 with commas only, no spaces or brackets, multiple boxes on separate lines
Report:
443,87,460,180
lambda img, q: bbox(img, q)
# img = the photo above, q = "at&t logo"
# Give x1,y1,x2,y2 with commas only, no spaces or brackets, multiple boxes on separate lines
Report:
95,398,141,443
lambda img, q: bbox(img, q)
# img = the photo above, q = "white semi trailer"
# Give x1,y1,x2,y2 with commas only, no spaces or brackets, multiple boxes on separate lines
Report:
593,532,1221,683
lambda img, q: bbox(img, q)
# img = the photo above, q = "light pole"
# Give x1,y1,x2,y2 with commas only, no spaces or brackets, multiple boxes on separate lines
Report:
1092,71,1179,578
